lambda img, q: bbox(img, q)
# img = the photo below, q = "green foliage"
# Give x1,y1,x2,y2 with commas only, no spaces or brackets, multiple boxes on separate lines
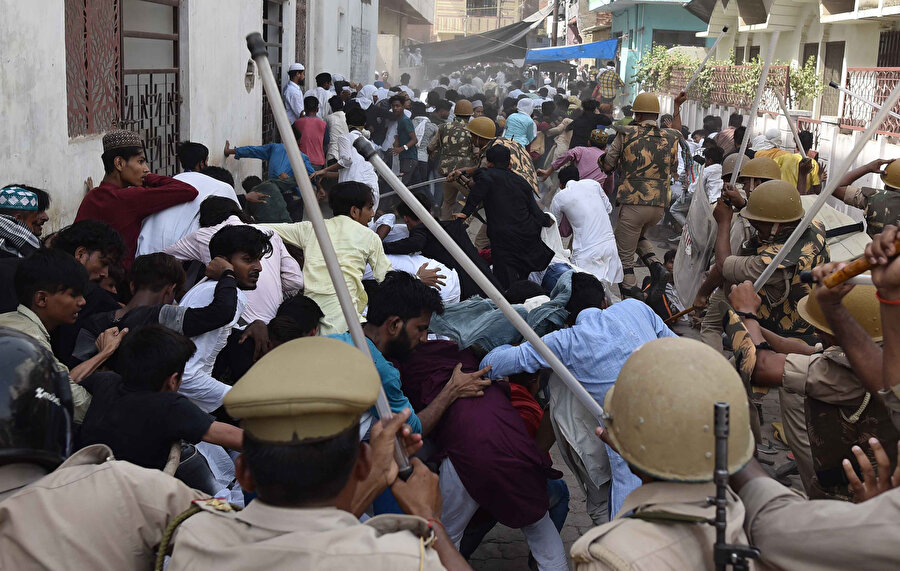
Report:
630,46,825,109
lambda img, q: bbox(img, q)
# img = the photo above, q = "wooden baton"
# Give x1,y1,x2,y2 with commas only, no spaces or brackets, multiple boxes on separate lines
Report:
664,305,698,324
822,238,900,288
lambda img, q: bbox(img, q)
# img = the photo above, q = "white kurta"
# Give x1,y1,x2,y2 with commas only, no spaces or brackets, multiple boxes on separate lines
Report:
338,130,381,211
283,81,305,124
550,179,623,284
136,172,240,257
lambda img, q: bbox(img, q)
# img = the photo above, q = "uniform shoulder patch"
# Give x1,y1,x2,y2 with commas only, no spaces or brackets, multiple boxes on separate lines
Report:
192,498,242,514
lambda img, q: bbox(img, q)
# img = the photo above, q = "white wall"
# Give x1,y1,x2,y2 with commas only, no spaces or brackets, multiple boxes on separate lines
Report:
307,0,379,84
0,3,103,231
180,0,269,188
660,93,900,220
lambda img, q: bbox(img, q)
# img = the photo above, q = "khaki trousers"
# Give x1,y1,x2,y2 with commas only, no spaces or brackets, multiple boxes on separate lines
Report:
700,288,728,352
441,179,469,220
615,204,664,288
779,388,816,495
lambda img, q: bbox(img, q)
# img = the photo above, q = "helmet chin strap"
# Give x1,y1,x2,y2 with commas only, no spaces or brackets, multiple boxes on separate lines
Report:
768,222,781,241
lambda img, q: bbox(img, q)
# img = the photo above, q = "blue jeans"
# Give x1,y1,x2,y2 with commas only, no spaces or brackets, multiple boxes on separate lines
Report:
546,478,570,532
541,263,572,292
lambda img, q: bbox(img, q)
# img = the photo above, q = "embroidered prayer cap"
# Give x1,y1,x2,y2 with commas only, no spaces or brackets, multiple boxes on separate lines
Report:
102,129,144,153
0,186,38,211
289,62,305,72
225,337,380,442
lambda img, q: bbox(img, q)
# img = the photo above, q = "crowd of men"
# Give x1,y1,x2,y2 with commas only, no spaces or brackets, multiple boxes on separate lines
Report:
1,54,900,571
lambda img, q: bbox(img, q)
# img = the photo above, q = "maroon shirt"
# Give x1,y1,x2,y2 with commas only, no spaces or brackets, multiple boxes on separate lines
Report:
75,174,197,268
395,341,561,528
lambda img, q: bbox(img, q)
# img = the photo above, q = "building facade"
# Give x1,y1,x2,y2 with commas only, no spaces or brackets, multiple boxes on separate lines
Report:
2,0,300,228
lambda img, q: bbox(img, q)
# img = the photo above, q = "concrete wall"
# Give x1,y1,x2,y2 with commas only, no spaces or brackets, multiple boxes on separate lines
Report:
307,0,379,84
612,4,710,100
0,1,299,227
181,0,268,188
0,3,103,232
377,34,401,81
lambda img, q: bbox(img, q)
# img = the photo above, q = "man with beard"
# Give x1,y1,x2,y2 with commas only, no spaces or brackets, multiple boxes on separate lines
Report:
177,225,272,413
330,271,491,435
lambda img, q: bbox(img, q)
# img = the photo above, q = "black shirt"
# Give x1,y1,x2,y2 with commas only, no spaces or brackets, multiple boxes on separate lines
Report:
77,372,215,470
567,113,603,149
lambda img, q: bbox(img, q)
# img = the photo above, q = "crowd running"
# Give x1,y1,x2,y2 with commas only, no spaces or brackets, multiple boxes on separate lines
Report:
2,56,900,571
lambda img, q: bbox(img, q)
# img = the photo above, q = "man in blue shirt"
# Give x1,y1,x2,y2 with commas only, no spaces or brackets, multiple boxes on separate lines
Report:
389,94,419,186
224,140,314,180
224,140,316,221
330,271,490,435
480,272,677,520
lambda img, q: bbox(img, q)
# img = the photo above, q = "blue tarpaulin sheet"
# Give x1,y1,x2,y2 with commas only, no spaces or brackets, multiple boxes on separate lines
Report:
524,39,619,64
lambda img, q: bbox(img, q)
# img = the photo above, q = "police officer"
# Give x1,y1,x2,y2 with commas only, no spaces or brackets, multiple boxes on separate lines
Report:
698,155,784,350
571,337,755,569
429,99,476,220
831,158,900,237
599,91,686,299
696,180,828,350
726,276,885,496
166,336,466,570
0,327,205,568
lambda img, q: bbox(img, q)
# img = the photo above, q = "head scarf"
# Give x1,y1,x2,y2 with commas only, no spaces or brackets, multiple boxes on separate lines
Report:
516,98,535,116
356,84,377,110
751,134,774,151
375,87,391,103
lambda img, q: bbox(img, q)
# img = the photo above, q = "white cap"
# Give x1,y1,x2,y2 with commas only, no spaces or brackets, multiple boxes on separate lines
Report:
342,86,352,92
471,100,483,108
289,63,305,72
333,73,346,82
544,78,552,85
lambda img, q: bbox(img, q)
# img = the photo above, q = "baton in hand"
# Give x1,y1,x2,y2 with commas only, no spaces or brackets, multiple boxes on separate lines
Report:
247,33,413,480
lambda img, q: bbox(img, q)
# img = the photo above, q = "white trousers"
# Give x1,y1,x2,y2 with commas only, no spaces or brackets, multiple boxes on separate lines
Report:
438,458,568,571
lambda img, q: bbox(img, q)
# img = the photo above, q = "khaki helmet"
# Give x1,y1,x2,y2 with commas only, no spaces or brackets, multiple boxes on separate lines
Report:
603,338,754,481
589,129,609,147
631,92,660,115
798,284,882,341
454,99,474,117
739,179,804,223
467,116,496,140
722,153,745,177
738,156,782,181
881,159,900,189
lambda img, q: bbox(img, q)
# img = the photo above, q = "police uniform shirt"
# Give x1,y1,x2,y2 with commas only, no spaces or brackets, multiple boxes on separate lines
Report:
0,444,204,569
741,477,900,570
783,347,867,405
168,501,446,570
840,185,900,237
571,481,752,570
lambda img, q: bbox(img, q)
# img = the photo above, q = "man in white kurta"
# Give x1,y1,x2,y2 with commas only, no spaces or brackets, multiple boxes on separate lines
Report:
550,171,623,284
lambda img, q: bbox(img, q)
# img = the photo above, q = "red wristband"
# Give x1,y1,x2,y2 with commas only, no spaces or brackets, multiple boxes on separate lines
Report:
426,517,445,531
876,291,900,305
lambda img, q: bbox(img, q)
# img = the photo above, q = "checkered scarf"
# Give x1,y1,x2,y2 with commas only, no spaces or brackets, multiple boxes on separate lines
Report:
0,214,40,258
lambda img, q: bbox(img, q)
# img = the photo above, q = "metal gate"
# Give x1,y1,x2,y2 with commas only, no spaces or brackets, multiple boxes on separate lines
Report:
120,0,181,175
262,0,285,144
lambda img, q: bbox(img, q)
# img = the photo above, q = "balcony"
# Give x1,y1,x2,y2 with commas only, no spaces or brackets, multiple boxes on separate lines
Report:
841,67,900,138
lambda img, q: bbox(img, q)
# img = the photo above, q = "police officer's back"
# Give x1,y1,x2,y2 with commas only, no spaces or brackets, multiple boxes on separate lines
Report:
571,337,756,570
166,336,462,570
0,328,203,569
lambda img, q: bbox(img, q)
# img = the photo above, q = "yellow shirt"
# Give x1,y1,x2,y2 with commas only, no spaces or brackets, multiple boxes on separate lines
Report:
0,305,91,422
776,153,820,188
264,216,392,335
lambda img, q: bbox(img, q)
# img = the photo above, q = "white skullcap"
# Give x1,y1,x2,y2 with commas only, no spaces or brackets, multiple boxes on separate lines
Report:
333,73,346,82
289,63,305,72
471,100,483,108
544,78,552,85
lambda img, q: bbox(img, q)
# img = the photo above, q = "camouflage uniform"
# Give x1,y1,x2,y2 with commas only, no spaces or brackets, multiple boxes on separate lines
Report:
738,221,829,341
601,120,682,288
840,185,900,237
480,137,540,197
430,117,477,220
